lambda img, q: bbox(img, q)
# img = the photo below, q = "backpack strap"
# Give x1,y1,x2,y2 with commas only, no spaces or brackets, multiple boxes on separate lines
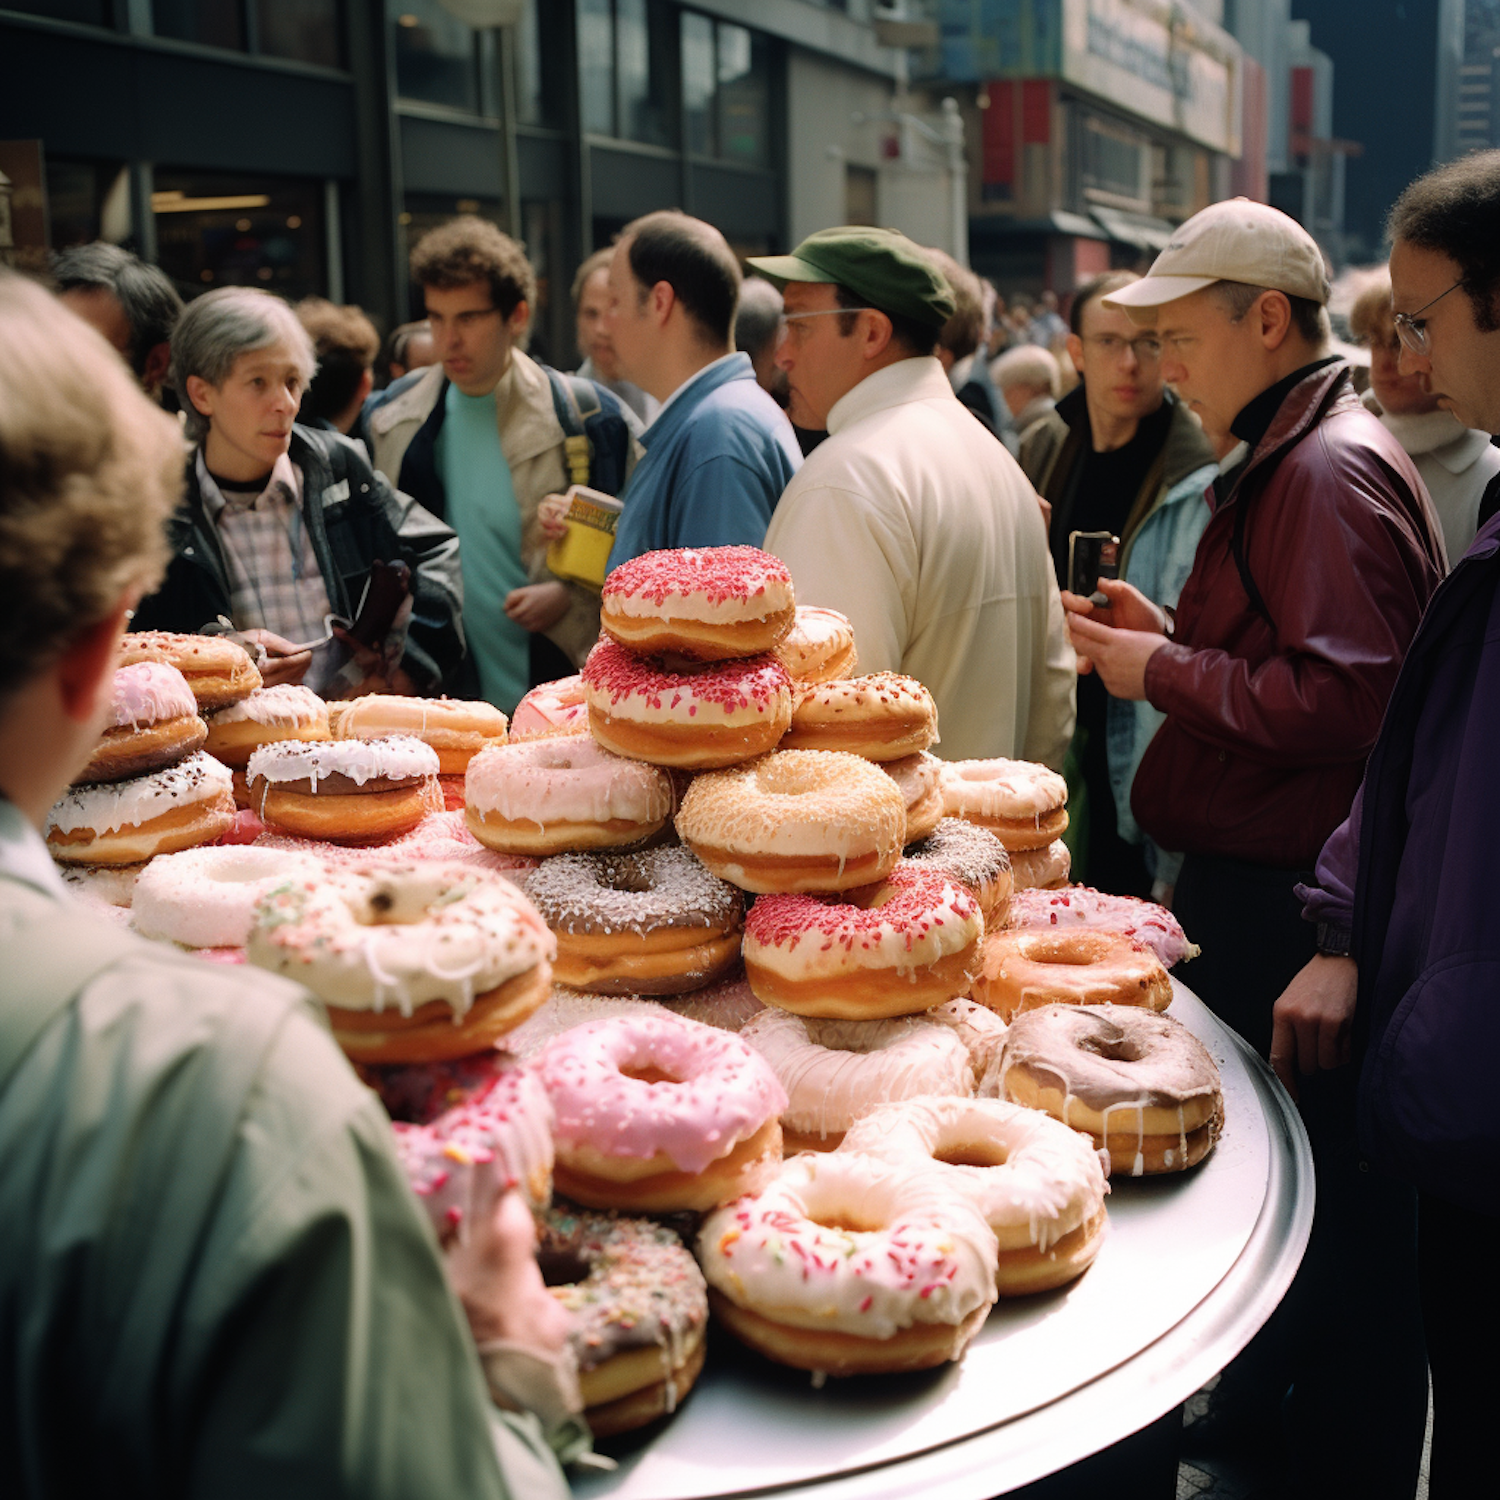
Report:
544,367,595,489
0,895,139,1087
1230,489,1276,633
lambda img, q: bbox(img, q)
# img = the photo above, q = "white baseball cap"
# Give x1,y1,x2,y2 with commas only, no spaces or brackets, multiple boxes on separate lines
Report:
1102,198,1331,314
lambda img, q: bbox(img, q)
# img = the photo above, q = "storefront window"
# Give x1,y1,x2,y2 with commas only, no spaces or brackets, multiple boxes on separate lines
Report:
153,0,245,52
516,0,568,129
681,12,714,156
391,0,479,112
578,0,674,146
577,0,614,135
256,0,342,69
680,12,772,167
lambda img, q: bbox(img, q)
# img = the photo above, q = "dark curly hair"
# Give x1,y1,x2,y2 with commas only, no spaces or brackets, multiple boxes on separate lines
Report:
409,216,536,318
1387,151,1500,333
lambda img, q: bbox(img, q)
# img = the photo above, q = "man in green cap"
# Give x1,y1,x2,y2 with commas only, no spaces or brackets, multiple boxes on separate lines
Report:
755,227,1074,766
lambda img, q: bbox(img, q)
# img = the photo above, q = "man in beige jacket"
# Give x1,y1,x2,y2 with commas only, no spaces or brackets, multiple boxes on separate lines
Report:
755,228,1075,767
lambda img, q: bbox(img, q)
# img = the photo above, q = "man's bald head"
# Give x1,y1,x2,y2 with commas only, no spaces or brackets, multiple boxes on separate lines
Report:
619,210,742,348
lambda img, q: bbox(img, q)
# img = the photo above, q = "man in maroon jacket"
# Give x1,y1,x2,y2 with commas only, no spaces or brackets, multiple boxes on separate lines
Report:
1064,200,1444,1498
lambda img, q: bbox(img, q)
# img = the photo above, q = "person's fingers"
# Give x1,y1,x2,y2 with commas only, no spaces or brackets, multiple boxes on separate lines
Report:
1066,614,1114,649
1058,589,1094,616
1075,655,1094,676
1268,1013,1299,1100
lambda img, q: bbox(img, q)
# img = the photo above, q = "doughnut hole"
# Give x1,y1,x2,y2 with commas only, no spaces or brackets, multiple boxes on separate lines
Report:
1021,931,1117,967
621,1063,687,1086
1078,1032,1147,1064
932,1135,1010,1170
538,1246,592,1288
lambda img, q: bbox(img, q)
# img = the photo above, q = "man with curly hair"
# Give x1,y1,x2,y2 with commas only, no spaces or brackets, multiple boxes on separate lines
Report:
366,218,634,710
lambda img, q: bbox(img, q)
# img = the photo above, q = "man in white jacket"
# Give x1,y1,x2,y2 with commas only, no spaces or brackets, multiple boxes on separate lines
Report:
753,228,1074,767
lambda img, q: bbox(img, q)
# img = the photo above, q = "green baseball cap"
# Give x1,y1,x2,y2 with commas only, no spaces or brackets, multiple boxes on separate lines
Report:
747,226,957,331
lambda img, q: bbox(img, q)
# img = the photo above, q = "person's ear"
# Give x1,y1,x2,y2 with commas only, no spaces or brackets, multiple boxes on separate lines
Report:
185,374,216,420
356,366,375,404
57,599,134,724
650,280,676,328
862,309,895,362
1066,332,1085,372
1258,290,1293,351
507,300,531,338
141,342,172,396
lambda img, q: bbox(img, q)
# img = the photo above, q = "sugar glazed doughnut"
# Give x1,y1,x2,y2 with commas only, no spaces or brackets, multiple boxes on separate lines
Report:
743,866,983,1020
781,673,939,761
582,639,793,769
78,663,205,783
973,929,1172,1023
118,629,261,711
698,1151,998,1375
600,545,795,661
334,693,508,774
511,675,589,740
203,684,330,767
131,844,322,949
247,734,439,845
1008,839,1072,891
941,759,1069,851
247,861,554,1063
841,1097,1108,1296
675,749,906,894
880,752,946,844
46,751,235,867
524,846,743,995
465,734,672,855
775,605,857,684
535,1011,786,1213
393,1057,556,1229
1007,886,1200,968
998,1003,1224,1176
740,1008,974,1152
903,817,1014,925
540,1207,709,1437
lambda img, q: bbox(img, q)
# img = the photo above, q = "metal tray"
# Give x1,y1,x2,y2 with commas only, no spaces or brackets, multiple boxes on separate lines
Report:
577,980,1315,1500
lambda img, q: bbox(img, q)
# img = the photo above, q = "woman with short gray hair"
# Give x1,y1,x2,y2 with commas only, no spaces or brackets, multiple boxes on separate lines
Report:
135,286,466,697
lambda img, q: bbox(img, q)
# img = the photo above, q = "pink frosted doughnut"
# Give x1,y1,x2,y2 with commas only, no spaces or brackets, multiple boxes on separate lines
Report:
582,638,793,769
465,734,672,855
511,675,590,740
392,1055,556,1234
252,809,537,878
536,1011,787,1212
77,662,206,784
600,545,795,661
110,661,199,728
1008,839,1072,891
1007,885,1199,968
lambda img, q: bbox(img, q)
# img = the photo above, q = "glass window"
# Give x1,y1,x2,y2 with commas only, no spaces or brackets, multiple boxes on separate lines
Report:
681,12,715,156
615,0,672,148
517,0,569,128
6,0,108,23
577,0,614,136
256,0,342,69
717,24,769,167
391,0,479,112
153,0,245,51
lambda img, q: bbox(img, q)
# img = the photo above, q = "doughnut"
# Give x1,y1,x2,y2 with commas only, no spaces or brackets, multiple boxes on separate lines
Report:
927,996,1010,1093
247,861,555,1063
740,1008,974,1152
535,1011,787,1213
582,639,793,770
775,606,857,684
333,694,508,774
903,817,1014,925
118,629,261,711
997,1003,1224,1176
675,749,906,894
359,1048,530,1123
511,675,590,740
840,1096,1108,1295
881,752,945,845
255,808,537,879
46,752,236,867
204,684,330,769
465,735,672,855
247,735,440,845
660,967,766,1032
742,866,984,1020
59,862,145,909
504,986,674,1061
697,1151,997,1375
523,846,744,995
940,759,1069,851
1008,839,1072,891
1006,886,1201,968
393,1056,556,1229
131,844,322,949
600,545,795,661
78,663,205,783
540,1207,709,1437
971,929,1172,1023
781,674,939,761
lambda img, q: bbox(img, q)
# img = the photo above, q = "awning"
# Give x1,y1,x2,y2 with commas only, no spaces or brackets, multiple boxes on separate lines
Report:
1090,206,1177,252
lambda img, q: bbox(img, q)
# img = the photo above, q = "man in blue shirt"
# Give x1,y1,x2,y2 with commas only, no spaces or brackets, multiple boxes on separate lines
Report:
601,212,801,569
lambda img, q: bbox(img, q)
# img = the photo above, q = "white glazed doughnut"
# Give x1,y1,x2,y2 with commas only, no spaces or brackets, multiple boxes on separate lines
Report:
1008,839,1072,891
740,1007,974,1151
333,694,508,774
131,844,323,949
775,606,857,684
203,685,331,785
880,752,946,844
940,759,1069,851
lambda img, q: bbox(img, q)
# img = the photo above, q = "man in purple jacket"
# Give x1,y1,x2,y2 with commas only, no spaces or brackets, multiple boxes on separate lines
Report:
1276,151,1500,1497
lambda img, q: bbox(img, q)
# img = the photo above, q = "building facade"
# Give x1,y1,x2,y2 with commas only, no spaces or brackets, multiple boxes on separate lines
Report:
0,0,964,362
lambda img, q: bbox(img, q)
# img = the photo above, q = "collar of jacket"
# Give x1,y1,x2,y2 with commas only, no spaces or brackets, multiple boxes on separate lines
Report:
638,351,755,451
1220,360,1352,508
826,356,954,435
1364,390,1495,473
367,349,563,469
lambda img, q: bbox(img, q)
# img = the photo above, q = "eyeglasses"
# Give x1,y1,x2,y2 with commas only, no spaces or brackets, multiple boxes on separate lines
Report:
1082,333,1163,363
1393,278,1464,356
776,306,873,343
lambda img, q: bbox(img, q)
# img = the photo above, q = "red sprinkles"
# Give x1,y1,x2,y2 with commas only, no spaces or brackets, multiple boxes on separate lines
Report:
602,546,792,609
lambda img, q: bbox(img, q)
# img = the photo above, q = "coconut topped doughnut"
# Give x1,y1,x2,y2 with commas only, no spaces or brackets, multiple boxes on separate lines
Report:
600,545,796,660
109,662,199,728
511,675,589,739
47,751,233,837
209,684,327,730
247,734,440,791
1007,886,1200,968
118,629,261,710
131,844,323,949
904,817,1014,923
776,606,857,683
525,846,742,937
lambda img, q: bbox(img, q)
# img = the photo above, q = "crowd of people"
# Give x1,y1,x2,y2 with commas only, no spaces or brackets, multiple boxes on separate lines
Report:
6,148,1500,1497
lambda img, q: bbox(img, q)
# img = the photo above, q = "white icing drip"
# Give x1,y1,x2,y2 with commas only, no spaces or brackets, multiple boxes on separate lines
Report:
46,751,233,835
208,684,328,730
247,733,439,788
466,737,670,829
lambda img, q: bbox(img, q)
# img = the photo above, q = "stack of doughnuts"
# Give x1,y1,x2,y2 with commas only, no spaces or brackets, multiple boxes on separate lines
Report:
203,684,331,806
940,758,1072,891
333,693,508,809
117,629,262,711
